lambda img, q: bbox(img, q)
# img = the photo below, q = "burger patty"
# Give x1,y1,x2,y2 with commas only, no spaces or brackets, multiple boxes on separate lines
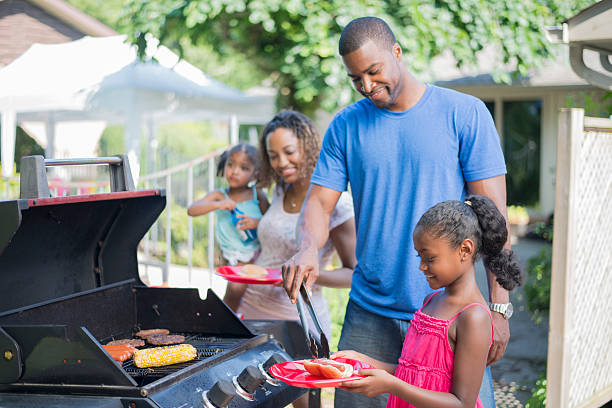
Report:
146,334,186,346
136,329,170,338
107,338,145,347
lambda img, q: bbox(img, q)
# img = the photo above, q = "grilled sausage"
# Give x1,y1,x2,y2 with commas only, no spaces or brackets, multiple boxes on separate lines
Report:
102,344,136,362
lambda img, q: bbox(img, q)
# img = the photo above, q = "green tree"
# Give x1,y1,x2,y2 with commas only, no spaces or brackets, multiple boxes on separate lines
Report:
121,0,594,115
65,0,268,92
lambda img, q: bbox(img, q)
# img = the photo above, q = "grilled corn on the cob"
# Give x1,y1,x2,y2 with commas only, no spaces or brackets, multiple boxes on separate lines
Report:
133,344,197,368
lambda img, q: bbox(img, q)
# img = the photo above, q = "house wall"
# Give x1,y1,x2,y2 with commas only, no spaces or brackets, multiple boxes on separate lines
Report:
442,85,599,217
0,0,84,67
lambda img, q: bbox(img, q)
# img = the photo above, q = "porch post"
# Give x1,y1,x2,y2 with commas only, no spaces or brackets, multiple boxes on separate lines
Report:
124,107,142,183
229,114,239,145
1,109,16,178
45,114,56,158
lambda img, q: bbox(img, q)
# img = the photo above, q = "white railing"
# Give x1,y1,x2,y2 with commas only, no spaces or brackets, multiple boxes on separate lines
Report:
137,146,229,287
1,175,110,199
1,148,229,289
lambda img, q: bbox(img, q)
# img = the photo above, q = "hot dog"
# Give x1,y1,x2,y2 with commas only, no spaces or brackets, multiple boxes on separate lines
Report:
102,344,137,362
303,358,354,379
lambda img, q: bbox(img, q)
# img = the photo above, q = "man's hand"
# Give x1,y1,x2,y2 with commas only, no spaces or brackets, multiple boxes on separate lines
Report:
340,368,396,397
487,313,510,365
281,245,319,304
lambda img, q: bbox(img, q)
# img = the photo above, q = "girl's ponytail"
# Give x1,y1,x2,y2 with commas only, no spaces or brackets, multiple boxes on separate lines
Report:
216,150,230,177
466,195,523,290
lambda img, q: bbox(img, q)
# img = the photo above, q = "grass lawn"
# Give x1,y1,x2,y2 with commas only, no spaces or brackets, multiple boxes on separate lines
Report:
320,287,351,407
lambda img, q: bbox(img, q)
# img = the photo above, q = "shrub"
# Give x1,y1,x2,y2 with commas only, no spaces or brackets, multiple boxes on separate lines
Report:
525,373,547,408
524,246,552,323
524,220,553,323
154,199,212,267
507,205,530,224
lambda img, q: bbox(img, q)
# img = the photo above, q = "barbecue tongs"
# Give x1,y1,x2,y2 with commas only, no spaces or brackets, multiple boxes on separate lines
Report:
296,283,330,359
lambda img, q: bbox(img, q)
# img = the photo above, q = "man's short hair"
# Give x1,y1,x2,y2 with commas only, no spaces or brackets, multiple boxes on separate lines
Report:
339,17,397,56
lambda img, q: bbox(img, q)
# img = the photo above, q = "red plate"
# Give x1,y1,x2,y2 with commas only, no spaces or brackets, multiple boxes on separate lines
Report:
269,358,371,388
215,266,282,284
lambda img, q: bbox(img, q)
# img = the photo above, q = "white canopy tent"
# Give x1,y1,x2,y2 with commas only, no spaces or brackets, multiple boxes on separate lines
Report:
0,35,275,179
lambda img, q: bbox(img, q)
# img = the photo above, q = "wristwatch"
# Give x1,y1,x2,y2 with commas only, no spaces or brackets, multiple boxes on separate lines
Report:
488,302,514,319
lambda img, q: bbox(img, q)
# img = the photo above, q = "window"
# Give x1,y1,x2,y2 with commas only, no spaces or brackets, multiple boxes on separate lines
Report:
484,100,541,207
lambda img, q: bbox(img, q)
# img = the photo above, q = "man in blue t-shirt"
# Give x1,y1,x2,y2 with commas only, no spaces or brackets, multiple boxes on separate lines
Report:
282,17,511,408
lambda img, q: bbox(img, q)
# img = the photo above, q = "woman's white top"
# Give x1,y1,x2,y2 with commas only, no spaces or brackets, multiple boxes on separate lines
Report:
237,185,354,337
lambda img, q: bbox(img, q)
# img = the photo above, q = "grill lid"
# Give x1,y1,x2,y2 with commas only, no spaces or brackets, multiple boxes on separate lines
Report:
0,157,166,315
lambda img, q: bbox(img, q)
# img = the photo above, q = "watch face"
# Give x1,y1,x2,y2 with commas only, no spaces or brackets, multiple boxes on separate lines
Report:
505,303,514,319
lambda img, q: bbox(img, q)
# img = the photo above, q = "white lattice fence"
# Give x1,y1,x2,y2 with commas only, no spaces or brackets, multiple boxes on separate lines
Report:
548,109,612,407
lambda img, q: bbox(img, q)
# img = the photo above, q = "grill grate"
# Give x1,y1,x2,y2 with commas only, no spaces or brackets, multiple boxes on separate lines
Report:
102,332,246,383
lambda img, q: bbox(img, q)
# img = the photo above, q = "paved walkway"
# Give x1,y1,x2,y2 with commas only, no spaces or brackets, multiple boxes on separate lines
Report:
140,236,551,407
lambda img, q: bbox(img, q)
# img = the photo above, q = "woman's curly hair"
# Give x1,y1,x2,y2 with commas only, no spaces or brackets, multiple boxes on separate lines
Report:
257,110,322,189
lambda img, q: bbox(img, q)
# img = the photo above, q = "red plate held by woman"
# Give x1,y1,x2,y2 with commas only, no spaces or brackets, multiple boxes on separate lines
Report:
269,358,371,388
215,265,282,284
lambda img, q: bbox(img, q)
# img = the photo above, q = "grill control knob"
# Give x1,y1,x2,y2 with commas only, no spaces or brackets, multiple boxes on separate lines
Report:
206,379,235,408
237,365,266,393
263,353,286,374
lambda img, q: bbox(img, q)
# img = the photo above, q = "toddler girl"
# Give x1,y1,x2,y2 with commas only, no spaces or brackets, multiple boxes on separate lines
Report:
336,194,522,408
188,144,269,311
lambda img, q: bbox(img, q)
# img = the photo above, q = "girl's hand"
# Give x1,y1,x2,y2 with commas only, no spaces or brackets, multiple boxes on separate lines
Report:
236,214,259,230
332,350,374,367
218,199,236,211
340,368,396,397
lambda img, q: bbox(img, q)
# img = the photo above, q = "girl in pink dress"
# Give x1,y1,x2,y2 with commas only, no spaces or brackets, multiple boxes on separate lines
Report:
336,195,522,408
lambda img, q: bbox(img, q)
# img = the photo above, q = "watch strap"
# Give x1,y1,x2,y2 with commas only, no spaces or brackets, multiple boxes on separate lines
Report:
488,302,511,318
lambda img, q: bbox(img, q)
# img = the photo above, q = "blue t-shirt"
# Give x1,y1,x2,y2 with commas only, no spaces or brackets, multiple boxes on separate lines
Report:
310,84,507,320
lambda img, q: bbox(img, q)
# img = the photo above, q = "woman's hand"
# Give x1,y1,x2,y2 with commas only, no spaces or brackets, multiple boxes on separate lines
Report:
340,368,397,397
218,199,237,211
236,214,259,230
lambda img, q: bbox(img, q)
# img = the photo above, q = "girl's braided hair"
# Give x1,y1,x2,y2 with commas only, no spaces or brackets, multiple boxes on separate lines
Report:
257,110,321,188
216,143,259,178
415,195,522,290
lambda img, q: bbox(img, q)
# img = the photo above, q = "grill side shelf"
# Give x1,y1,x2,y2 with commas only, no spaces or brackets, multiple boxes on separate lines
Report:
0,325,136,387
0,327,22,383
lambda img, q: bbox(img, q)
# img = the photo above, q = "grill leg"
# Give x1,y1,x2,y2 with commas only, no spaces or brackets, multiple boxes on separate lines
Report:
308,389,321,408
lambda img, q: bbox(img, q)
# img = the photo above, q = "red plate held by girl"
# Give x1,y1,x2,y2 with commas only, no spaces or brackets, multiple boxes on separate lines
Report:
269,358,371,388
215,265,282,284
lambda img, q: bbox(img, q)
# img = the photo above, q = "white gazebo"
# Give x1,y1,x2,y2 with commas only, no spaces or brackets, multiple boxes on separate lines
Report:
0,35,275,180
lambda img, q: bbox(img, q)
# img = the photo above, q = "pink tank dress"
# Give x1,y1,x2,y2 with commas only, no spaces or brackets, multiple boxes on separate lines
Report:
386,291,493,408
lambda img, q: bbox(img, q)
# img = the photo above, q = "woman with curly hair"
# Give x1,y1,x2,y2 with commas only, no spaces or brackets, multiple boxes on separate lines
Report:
235,110,357,348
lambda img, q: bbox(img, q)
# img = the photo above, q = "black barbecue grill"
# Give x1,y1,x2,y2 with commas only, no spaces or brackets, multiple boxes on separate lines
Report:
0,156,318,408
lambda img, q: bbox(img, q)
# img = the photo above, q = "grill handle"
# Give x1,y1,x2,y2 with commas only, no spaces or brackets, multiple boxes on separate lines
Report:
19,155,135,199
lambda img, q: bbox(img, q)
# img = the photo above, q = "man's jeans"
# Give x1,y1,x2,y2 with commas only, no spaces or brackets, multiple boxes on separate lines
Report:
334,299,496,408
